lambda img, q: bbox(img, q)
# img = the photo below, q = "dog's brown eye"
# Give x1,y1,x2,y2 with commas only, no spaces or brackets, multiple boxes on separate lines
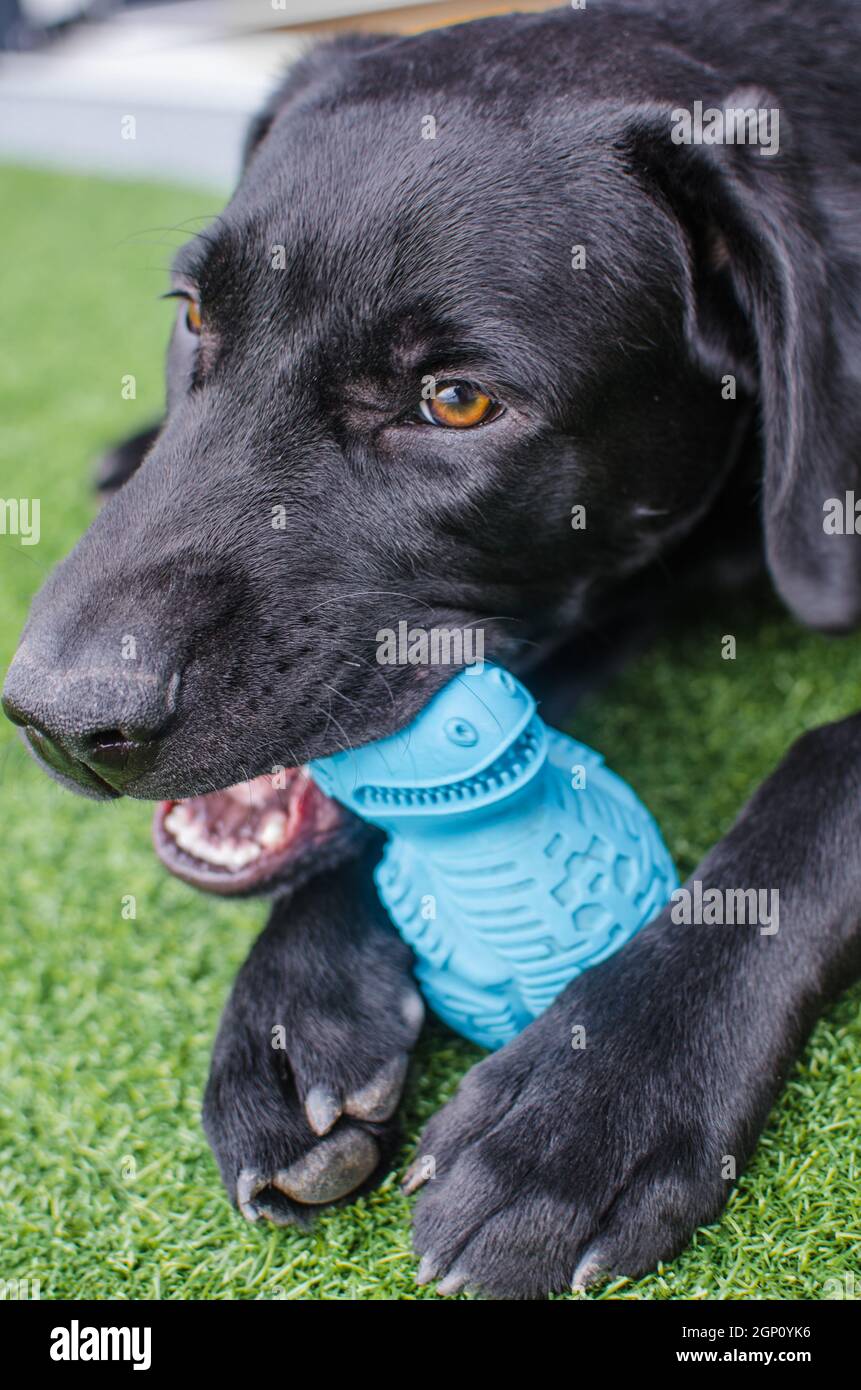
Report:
162,287,202,335
184,298,202,335
419,381,498,428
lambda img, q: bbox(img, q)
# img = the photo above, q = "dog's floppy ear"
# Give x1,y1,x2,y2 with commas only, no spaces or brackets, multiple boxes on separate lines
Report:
622,96,861,632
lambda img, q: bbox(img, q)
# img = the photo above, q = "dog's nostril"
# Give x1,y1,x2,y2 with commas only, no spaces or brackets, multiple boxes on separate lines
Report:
83,729,162,777
87,727,132,751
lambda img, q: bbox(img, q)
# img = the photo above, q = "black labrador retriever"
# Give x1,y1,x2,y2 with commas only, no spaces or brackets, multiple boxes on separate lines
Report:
4,0,861,1298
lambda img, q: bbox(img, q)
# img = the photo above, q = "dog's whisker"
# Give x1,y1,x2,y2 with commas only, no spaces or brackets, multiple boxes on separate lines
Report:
336,650,399,716
301,589,439,616
322,682,360,711
323,709,356,762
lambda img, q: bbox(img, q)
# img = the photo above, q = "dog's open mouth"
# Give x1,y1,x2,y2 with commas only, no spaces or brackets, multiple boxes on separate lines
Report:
152,766,344,895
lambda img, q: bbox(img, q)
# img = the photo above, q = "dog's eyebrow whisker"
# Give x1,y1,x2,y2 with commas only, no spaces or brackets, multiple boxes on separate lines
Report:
170,214,226,232
119,238,197,252
119,261,196,280
113,228,208,256
118,214,226,252
170,217,235,281
183,227,220,252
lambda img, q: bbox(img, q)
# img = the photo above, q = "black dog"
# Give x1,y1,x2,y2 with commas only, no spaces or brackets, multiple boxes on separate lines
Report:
4,0,861,1297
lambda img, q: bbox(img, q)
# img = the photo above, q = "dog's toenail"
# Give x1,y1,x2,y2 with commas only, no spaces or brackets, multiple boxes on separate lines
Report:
401,1159,427,1195
304,1085,341,1137
273,1129,378,1204
253,1190,299,1227
436,1270,467,1296
416,1253,439,1286
236,1167,266,1221
401,989,425,1038
571,1247,604,1291
344,1054,408,1122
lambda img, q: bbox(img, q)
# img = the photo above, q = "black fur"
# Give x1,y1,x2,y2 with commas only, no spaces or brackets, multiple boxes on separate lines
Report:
3,0,861,1296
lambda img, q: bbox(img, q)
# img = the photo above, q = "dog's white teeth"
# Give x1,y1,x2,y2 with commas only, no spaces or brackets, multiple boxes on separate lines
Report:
218,840,262,869
257,810,290,851
164,804,192,831
165,807,262,869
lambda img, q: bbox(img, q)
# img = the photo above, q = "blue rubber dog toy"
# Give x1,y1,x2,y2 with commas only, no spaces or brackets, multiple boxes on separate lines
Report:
309,664,677,1049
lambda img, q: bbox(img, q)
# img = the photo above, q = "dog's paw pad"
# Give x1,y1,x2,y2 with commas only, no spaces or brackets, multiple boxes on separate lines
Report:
235,1127,379,1221
239,1128,381,1228
273,1128,379,1205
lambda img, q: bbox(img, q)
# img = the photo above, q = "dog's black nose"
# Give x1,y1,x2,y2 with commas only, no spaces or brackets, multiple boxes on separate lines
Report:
2,644,178,795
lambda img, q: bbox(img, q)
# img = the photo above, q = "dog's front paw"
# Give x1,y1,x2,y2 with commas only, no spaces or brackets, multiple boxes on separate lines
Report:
204,865,423,1225
205,1044,417,1226
408,945,735,1297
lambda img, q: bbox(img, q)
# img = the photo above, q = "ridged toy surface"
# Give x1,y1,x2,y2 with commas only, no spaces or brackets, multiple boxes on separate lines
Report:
309,664,677,1049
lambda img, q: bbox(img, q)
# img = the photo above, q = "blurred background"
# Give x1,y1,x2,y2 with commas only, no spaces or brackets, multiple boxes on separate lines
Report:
0,0,558,187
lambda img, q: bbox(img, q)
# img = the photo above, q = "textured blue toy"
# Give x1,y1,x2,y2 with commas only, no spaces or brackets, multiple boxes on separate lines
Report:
309,663,677,1050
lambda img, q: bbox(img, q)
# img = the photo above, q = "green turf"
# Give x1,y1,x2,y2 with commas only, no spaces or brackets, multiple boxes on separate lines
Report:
0,165,858,1301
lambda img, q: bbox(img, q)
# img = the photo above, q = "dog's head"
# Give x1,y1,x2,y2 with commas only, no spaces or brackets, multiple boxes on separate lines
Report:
4,12,859,895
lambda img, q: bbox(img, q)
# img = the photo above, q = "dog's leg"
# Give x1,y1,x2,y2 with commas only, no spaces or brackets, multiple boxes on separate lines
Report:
203,848,424,1223
409,714,861,1297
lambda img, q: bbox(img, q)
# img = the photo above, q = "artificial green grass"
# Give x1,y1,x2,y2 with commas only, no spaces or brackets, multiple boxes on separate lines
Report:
0,165,858,1301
